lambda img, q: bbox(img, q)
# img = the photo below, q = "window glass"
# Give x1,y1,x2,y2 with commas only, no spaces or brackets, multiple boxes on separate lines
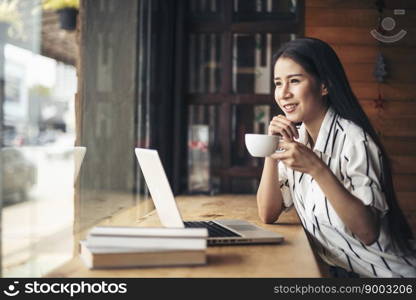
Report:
188,33,222,94
187,105,220,194
233,0,297,22
232,33,296,94
188,0,221,20
0,0,146,277
0,0,79,276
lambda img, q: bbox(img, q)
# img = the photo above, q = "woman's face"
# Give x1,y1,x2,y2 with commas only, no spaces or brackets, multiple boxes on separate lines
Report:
273,57,327,124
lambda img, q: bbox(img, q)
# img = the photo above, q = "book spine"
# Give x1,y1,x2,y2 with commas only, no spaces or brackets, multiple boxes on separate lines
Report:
86,236,207,250
90,227,208,238
91,253,207,269
80,242,207,269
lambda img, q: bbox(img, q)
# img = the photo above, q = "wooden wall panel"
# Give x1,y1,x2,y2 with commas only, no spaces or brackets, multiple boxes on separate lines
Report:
391,156,416,174
305,0,416,231
394,175,416,191
351,82,416,101
306,8,377,28
382,136,416,156
360,100,416,116
333,45,416,64
307,27,416,46
306,8,416,28
306,0,416,9
344,63,416,83
369,117,416,137
397,192,416,210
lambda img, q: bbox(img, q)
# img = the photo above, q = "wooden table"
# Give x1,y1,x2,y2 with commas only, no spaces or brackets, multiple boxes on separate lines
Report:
46,195,324,277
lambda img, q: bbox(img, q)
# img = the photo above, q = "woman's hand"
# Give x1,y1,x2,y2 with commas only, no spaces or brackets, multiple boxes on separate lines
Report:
271,140,326,176
268,115,299,141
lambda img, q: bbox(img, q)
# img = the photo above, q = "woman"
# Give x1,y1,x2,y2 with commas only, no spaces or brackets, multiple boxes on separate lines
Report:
256,37,416,277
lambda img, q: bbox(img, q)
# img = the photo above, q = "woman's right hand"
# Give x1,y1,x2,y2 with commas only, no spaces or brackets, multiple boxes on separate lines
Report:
268,115,299,141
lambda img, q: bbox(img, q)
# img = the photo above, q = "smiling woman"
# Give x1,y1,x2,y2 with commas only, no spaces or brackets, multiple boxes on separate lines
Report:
256,37,416,278
272,57,328,142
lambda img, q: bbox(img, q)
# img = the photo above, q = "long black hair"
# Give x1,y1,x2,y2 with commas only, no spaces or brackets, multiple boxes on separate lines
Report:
272,37,414,255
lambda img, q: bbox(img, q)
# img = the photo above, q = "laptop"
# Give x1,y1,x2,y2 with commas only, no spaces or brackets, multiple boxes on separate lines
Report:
135,148,284,246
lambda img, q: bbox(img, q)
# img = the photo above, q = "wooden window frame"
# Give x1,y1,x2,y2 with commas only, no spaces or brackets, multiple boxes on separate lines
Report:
172,0,305,194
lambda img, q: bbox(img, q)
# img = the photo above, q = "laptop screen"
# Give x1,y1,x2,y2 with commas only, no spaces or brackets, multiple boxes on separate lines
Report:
135,148,185,228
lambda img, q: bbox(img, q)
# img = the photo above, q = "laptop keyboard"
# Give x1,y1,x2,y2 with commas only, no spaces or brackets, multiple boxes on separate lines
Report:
184,221,241,237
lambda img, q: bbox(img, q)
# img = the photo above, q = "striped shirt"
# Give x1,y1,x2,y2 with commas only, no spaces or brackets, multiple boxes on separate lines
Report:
278,107,416,277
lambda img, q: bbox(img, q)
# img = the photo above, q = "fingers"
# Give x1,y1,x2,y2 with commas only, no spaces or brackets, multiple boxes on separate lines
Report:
269,123,292,140
268,115,299,141
268,140,291,160
276,115,299,139
270,151,289,161
276,139,293,153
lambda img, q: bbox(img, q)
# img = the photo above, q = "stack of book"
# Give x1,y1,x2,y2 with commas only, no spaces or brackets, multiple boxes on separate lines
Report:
80,226,208,269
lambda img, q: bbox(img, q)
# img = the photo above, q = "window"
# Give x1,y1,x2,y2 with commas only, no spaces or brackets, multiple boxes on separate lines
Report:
0,0,304,277
183,0,304,193
1,0,78,276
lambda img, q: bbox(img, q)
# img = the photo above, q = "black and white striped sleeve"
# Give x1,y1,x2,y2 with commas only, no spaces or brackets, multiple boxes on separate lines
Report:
278,161,294,211
342,136,389,216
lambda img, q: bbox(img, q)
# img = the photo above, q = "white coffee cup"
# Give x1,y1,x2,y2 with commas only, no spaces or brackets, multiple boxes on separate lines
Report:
245,134,281,157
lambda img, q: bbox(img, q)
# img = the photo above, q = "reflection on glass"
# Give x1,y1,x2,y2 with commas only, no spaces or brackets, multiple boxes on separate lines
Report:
188,33,221,93
75,1,143,243
188,0,220,17
254,105,271,135
188,124,210,193
233,0,297,14
0,0,78,277
1,148,37,205
3,44,77,148
187,105,219,193
231,104,277,167
232,33,296,94
1,147,84,276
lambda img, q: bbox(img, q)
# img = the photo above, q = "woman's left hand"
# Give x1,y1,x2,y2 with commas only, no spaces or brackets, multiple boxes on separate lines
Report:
270,140,325,176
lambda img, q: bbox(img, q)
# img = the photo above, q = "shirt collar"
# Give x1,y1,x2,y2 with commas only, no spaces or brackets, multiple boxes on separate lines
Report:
296,107,338,157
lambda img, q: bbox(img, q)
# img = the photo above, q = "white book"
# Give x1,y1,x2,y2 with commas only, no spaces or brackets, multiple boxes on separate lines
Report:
79,241,207,269
85,235,207,250
89,226,208,238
